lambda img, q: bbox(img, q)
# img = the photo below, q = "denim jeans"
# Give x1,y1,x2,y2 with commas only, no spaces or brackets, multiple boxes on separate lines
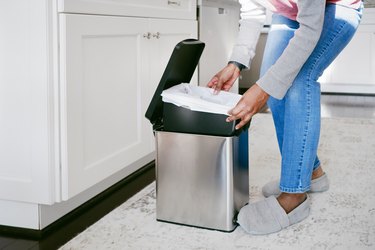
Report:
260,4,363,193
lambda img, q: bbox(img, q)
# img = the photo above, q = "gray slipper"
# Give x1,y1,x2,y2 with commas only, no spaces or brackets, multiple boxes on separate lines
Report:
237,195,310,235
262,173,330,197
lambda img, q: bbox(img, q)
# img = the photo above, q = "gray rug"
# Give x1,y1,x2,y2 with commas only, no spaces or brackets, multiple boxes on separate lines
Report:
61,114,375,250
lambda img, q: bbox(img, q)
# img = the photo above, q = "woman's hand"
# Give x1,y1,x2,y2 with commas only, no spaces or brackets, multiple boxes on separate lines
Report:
207,63,240,93
227,84,269,130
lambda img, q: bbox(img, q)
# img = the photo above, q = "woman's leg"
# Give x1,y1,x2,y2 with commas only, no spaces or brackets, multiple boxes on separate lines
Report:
261,4,362,192
260,14,296,155
279,4,362,195
261,15,324,174
238,3,363,235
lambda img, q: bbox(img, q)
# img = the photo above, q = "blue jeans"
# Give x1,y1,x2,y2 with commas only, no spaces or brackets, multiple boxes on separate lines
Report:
260,4,363,193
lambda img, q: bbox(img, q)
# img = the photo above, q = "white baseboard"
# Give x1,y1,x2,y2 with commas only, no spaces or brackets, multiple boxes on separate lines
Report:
321,83,375,95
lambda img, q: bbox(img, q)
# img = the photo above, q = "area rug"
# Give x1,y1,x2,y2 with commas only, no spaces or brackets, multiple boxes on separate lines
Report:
60,114,375,250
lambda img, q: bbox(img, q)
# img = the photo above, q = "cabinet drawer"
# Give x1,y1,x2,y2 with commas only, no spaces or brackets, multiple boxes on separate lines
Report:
58,0,196,20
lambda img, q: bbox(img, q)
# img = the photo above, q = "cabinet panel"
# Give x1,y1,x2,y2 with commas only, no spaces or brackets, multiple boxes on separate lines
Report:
148,19,198,97
146,19,197,151
58,0,196,20
0,0,56,204
319,24,375,94
60,14,153,199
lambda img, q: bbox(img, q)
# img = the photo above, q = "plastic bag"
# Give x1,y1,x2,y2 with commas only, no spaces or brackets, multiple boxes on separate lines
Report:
161,83,242,115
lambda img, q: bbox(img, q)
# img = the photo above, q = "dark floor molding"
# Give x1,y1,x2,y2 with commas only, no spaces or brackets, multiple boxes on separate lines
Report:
0,161,155,249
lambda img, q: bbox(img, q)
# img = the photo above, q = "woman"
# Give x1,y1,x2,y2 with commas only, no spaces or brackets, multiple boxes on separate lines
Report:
208,0,363,235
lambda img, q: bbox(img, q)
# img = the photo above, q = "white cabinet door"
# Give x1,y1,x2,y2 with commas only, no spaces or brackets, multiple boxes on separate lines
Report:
319,23,375,94
148,18,198,97
145,19,197,151
59,14,154,199
58,0,196,20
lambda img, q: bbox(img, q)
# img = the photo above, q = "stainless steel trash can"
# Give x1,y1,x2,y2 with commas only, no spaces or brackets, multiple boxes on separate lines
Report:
145,39,249,232
156,130,249,231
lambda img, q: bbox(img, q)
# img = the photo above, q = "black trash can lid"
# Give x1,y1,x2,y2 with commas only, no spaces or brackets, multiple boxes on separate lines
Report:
145,39,205,125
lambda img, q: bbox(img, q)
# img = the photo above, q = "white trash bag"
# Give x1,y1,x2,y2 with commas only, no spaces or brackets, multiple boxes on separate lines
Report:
161,83,242,116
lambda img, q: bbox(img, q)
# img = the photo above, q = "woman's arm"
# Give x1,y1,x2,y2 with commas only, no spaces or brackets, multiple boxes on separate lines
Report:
227,0,326,129
207,0,266,92
229,0,266,68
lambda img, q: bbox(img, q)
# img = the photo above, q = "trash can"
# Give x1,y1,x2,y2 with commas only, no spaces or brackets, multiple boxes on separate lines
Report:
145,39,249,232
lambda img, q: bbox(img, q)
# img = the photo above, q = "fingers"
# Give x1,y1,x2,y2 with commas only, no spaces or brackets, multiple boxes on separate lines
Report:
207,76,218,88
227,104,254,130
222,68,240,91
228,99,252,119
235,113,252,130
207,75,224,94
225,84,270,130
213,77,225,94
207,64,239,94
226,109,253,129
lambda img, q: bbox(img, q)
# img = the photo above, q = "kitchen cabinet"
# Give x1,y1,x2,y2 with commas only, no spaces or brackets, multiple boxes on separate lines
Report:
148,19,199,92
240,8,375,94
319,8,375,94
0,0,196,229
60,14,196,199
0,0,58,205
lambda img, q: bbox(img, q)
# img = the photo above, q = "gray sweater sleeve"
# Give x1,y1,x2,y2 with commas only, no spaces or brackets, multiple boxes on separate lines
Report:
229,1,266,67
230,0,326,99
